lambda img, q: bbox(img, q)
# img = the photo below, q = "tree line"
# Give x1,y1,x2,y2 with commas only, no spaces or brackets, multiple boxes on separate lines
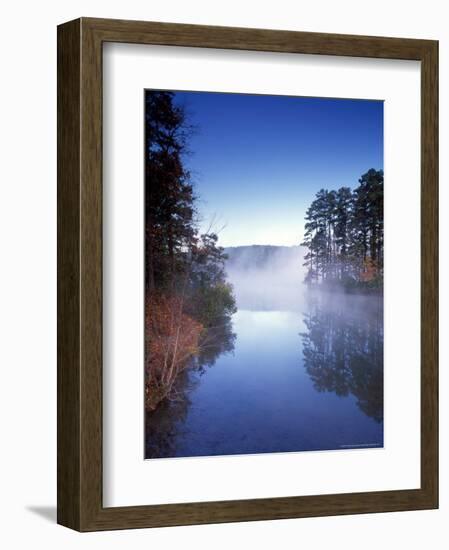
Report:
301,169,383,291
145,91,236,411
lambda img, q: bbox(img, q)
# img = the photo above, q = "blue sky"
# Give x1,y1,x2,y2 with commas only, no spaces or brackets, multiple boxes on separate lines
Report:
173,91,383,247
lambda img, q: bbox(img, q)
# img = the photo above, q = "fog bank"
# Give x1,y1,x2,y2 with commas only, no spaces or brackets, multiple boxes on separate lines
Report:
224,245,306,311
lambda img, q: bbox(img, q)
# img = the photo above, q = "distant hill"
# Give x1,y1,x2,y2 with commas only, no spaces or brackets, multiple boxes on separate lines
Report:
224,245,304,271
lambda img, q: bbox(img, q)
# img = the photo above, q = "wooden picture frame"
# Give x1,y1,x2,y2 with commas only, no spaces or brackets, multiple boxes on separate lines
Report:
57,17,438,531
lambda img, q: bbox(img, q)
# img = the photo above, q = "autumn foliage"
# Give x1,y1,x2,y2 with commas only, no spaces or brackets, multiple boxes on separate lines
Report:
145,293,203,411
360,258,379,282
144,91,236,412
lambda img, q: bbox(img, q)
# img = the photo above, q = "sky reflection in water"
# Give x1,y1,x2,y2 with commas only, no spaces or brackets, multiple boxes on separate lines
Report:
145,287,383,459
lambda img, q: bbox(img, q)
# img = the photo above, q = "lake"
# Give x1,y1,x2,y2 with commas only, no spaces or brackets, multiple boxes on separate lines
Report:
145,280,384,459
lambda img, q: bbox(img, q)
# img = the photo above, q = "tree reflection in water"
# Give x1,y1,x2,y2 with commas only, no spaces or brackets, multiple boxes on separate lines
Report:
300,292,383,423
145,318,236,458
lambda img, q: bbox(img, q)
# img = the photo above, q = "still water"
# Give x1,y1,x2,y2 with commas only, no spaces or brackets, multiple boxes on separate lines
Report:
145,288,384,459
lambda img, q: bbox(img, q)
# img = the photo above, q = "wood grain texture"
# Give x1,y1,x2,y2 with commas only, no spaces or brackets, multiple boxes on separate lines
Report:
57,17,439,532
420,41,439,504
57,18,81,531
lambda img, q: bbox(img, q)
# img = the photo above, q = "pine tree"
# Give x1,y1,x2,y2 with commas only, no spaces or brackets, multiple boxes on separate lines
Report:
145,91,196,291
334,187,353,279
301,169,383,290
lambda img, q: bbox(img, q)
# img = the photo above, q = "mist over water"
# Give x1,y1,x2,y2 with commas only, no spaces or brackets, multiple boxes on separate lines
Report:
225,245,306,311
146,243,384,459
144,89,385,459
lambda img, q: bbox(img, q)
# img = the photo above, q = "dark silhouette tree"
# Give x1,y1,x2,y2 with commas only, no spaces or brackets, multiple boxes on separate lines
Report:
144,91,236,413
302,169,383,290
334,187,353,279
145,91,196,291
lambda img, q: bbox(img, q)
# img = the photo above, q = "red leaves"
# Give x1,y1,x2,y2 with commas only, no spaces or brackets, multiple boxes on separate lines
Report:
145,293,203,411
360,258,378,282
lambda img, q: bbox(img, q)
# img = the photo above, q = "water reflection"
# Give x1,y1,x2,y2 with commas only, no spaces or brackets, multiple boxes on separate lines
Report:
145,318,236,458
145,370,195,458
300,292,383,422
196,321,237,373
145,292,384,459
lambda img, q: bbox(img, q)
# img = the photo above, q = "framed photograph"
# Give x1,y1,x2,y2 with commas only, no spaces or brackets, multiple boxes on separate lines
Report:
57,17,438,531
